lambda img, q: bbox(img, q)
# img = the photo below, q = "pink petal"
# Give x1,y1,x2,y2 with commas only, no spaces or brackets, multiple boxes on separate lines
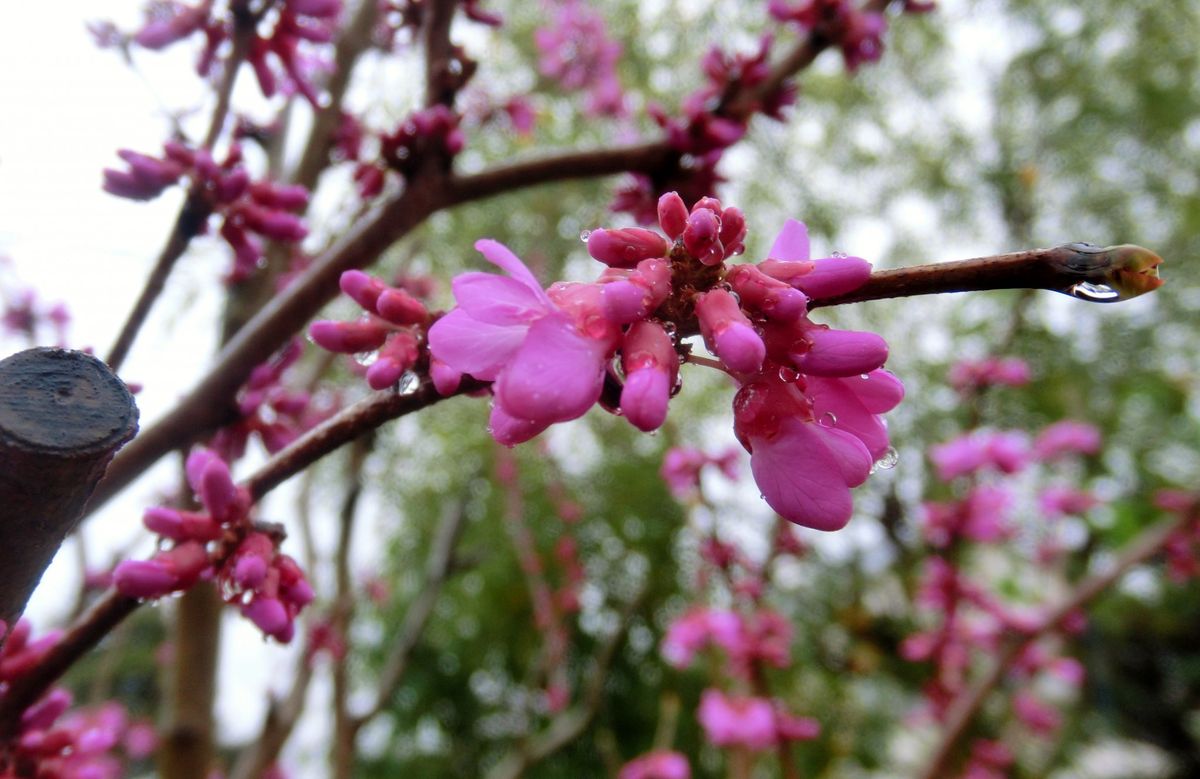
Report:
767,219,810,262
489,403,552,446
792,328,888,377
792,256,872,298
495,315,606,424
427,308,527,380
806,377,891,459
452,272,552,325
814,424,873,488
849,369,905,413
474,239,553,305
750,419,861,531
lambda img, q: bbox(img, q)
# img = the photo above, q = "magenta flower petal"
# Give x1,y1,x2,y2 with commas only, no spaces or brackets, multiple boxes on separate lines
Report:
806,377,891,459
767,218,810,262
791,256,872,298
474,239,553,305
750,418,860,531
428,308,527,380
850,369,905,413
815,424,873,488
792,328,888,377
495,315,606,424
451,272,553,325
489,403,552,446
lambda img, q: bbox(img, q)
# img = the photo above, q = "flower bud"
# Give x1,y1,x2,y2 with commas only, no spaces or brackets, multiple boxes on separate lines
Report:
586,228,669,269
308,319,389,353
790,328,888,377
657,192,688,239
695,289,765,373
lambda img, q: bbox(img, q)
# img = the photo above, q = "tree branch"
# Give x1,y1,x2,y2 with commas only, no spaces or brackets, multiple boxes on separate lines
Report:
485,587,646,779
810,243,1162,309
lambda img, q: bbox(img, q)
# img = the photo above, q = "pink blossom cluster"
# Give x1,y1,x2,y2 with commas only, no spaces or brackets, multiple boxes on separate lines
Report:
210,339,334,461
768,0,888,71
662,606,791,674
1155,491,1200,582
617,750,690,779
902,557,1086,732
534,1,626,117
331,107,465,199
102,142,309,281
947,356,1031,393
113,449,314,642
0,272,70,348
697,689,819,751
309,270,433,389
659,445,739,499
0,622,156,778
131,0,342,106
614,37,793,224
425,194,902,530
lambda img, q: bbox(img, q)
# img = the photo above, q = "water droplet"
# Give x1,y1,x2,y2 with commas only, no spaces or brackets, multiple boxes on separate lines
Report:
778,366,801,383
831,251,847,259
1068,281,1121,302
354,351,378,367
398,370,420,395
579,229,592,242
670,374,684,397
819,411,837,427
860,373,871,380
648,429,659,437
875,446,899,471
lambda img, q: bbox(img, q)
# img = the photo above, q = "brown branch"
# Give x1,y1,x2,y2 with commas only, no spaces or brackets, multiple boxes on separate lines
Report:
423,0,460,108
446,142,674,205
290,0,379,192
917,506,1196,779
228,655,314,779
809,243,1161,309
89,180,449,516
0,349,138,628
0,592,140,735
105,194,211,372
104,11,254,373
246,376,486,502
331,434,373,779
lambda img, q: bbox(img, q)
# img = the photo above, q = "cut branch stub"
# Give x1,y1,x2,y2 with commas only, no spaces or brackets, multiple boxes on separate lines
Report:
0,348,138,627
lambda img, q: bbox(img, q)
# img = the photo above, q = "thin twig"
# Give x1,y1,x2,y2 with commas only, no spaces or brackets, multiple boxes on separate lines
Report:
349,496,470,730
485,587,647,779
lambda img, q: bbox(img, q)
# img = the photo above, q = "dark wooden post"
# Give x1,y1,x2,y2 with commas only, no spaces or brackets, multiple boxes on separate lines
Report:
0,348,138,628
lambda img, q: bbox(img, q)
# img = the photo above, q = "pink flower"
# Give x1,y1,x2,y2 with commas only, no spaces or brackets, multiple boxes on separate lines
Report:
1033,420,1102,461
619,750,690,779
1038,486,1098,517
661,608,743,667
696,689,777,751
428,240,615,445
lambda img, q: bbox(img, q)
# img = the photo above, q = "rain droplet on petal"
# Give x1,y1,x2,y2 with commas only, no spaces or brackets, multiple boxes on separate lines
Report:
819,412,837,427
355,351,378,367
875,446,899,470
580,229,592,242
